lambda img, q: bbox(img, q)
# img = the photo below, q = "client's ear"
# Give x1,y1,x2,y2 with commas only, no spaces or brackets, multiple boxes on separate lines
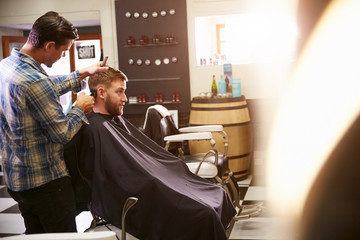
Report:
98,88,105,99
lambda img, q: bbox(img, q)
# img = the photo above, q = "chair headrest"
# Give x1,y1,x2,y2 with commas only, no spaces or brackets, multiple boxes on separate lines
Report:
148,104,171,118
143,104,171,129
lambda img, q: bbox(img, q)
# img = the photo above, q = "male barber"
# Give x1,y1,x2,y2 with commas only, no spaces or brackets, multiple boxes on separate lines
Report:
0,11,108,234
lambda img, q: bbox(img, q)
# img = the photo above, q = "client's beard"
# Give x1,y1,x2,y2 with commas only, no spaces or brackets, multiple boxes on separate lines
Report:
105,98,123,116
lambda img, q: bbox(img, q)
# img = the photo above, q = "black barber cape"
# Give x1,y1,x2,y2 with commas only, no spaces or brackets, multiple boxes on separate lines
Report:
64,112,236,240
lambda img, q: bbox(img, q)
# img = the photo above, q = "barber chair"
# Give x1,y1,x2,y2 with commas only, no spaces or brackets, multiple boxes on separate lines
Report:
143,105,263,223
7,197,139,240
85,197,138,240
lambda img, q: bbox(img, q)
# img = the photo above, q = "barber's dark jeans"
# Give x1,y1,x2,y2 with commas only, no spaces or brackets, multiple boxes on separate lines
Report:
8,176,77,234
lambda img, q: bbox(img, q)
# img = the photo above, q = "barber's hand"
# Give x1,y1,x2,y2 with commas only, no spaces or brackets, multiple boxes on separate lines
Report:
76,92,95,114
79,61,109,80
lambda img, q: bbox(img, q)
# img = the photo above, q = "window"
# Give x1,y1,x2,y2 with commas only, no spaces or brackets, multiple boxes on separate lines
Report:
216,24,226,55
195,13,298,65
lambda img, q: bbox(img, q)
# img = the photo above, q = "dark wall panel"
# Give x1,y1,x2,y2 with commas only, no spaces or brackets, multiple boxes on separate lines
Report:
115,0,190,117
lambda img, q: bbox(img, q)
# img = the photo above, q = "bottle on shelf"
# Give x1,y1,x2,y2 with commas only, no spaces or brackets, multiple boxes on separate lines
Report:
218,75,226,94
232,78,241,97
224,75,230,93
211,75,218,97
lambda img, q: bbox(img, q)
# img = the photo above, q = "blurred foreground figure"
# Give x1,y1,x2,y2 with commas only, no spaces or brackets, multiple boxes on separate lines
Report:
267,0,360,239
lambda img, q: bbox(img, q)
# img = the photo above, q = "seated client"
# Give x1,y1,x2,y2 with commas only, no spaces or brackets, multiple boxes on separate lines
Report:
64,67,236,240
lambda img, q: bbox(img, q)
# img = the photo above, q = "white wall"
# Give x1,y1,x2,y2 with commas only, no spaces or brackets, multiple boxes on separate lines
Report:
0,0,298,100
0,0,118,67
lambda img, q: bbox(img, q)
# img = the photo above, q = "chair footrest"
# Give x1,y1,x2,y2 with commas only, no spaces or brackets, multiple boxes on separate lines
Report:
233,209,262,220
233,202,265,221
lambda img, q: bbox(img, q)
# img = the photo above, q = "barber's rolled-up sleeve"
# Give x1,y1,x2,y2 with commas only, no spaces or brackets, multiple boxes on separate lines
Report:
52,70,83,96
69,105,90,125
26,77,88,145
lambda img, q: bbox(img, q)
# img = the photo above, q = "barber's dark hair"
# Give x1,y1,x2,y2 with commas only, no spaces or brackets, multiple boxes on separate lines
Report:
28,11,79,49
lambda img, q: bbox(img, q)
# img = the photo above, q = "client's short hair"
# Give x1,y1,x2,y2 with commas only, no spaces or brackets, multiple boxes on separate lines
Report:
88,67,128,90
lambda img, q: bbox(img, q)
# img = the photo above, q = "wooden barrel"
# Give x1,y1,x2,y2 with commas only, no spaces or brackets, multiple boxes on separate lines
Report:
189,95,253,180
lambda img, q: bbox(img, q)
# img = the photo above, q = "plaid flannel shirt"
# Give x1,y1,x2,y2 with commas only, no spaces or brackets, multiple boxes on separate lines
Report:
0,48,88,191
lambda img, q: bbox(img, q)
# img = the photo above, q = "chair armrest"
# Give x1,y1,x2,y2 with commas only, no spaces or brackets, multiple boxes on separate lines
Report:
179,125,223,133
164,132,216,152
164,132,212,142
179,125,228,156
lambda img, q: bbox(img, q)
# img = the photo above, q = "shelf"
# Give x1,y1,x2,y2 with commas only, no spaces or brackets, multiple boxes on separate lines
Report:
127,101,181,105
129,77,180,82
123,42,179,48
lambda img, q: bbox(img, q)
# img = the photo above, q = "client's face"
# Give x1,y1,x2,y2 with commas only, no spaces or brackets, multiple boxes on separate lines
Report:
104,78,127,116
